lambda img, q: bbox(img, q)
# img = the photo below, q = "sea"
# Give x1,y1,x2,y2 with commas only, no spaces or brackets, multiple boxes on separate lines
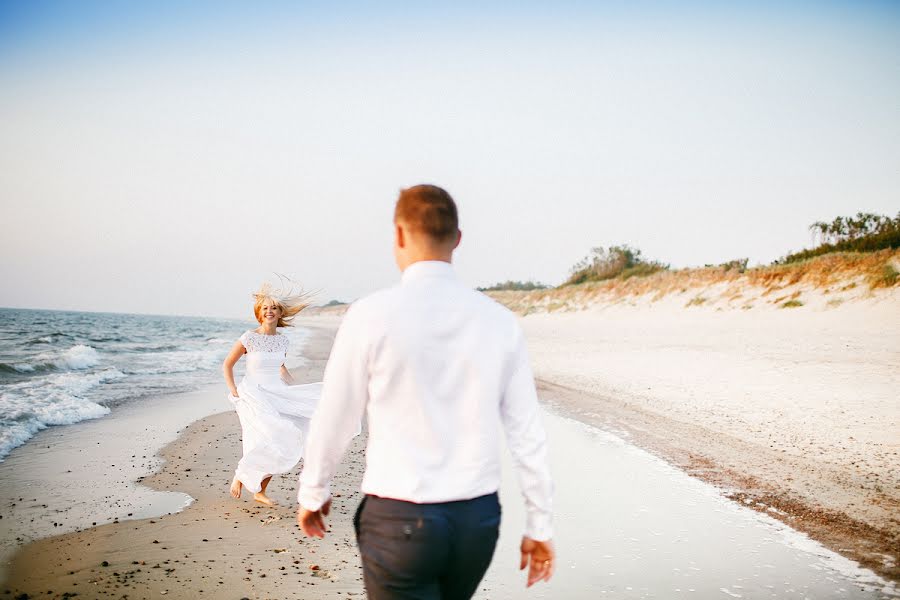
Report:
0,307,309,461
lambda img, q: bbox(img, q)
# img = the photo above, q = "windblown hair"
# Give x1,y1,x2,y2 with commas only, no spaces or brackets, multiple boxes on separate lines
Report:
394,184,459,243
252,280,311,327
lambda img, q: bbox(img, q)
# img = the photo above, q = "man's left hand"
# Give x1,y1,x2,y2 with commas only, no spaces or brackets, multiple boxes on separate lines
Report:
297,498,332,538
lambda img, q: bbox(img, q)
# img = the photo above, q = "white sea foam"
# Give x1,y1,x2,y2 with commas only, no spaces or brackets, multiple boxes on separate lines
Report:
54,344,100,370
0,368,122,459
125,347,226,376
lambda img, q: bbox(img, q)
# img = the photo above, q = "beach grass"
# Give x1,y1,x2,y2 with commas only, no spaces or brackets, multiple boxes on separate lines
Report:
869,264,899,289
487,249,900,315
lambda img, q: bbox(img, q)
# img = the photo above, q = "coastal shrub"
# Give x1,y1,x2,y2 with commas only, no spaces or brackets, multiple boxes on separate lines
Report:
706,258,749,272
323,299,345,306
781,299,804,308
779,212,900,264
869,264,899,289
566,245,668,285
620,263,668,280
477,280,550,292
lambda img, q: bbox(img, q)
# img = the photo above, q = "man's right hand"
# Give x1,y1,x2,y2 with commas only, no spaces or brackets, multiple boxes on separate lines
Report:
297,498,332,538
519,537,555,587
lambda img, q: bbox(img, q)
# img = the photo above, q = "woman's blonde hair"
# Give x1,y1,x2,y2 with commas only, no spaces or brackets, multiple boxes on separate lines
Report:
252,279,311,327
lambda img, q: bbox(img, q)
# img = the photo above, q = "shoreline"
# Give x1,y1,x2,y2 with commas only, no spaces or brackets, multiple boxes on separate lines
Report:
0,323,328,582
538,379,900,584
4,410,369,598
5,336,894,598
3,315,897,597
0,383,229,580
3,322,371,598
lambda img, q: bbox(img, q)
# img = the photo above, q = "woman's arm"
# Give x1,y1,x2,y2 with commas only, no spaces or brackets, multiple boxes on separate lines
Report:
222,340,246,397
280,364,295,385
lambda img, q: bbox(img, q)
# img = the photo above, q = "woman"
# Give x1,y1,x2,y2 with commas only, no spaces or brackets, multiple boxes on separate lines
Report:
223,283,321,506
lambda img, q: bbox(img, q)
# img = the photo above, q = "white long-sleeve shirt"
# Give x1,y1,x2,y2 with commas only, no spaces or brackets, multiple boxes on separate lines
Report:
298,260,554,540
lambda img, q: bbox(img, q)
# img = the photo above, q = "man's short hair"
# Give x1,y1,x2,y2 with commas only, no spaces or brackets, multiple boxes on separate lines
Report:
394,184,459,243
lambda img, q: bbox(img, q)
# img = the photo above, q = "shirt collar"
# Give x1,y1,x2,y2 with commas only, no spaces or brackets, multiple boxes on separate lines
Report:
401,260,456,284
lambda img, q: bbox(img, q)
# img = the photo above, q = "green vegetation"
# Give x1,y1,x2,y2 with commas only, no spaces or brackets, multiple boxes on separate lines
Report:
477,280,550,292
706,258,749,272
492,212,897,300
565,245,668,286
780,212,900,264
323,299,346,307
869,264,899,289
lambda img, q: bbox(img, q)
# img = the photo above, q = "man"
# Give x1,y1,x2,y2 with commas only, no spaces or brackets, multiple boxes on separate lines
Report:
297,184,555,599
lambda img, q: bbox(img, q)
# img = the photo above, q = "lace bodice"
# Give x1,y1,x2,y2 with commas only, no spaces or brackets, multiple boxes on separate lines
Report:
239,330,289,355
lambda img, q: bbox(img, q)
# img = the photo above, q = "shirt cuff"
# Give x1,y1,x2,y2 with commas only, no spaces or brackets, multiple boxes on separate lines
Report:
525,510,553,541
297,482,332,512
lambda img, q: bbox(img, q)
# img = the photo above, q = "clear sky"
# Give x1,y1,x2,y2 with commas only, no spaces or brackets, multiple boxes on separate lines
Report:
1,1,898,318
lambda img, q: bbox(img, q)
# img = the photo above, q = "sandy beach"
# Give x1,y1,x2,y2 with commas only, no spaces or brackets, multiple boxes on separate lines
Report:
2,286,899,598
7,385,895,599
517,289,900,582
3,1,898,597
1,323,363,599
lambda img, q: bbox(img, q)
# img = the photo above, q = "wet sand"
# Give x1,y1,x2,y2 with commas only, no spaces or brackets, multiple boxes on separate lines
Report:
482,413,896,599
0,383,229,580
5,410,368,599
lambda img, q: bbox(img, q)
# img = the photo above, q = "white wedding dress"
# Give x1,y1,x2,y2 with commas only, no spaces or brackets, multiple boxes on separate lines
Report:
229,330,321,493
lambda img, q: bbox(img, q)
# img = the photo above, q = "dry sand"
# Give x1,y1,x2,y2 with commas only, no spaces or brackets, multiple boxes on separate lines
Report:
518,289,899,581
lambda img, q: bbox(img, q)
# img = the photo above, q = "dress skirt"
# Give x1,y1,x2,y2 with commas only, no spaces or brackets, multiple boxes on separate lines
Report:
229,379,321,493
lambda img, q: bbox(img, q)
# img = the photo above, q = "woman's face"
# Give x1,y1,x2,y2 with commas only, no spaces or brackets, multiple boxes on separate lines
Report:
259,301,283,325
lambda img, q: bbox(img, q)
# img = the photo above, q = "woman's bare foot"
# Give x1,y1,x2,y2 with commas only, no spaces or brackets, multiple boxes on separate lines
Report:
253,492,276,507
230,477,242,499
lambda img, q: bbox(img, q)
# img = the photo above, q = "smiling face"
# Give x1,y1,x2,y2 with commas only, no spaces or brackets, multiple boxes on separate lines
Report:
254,297,284,325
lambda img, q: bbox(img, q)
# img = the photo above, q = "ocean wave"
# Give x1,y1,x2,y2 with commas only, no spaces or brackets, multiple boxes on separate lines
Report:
24,334,65,345
0,363,20,375
1,362,36,374
49,367,126,396
9,344,101,374
123,347,226,376
0,422,42,459
54,345,100,369
0,398,111,460
0,368,122,460
0,308,257,460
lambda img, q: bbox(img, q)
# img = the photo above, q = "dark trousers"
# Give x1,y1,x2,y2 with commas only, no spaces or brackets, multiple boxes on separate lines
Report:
354,493,501,600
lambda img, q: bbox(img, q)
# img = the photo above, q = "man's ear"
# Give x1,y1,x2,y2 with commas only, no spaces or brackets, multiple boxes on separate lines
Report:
395,223,406,249
453,229,462,250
